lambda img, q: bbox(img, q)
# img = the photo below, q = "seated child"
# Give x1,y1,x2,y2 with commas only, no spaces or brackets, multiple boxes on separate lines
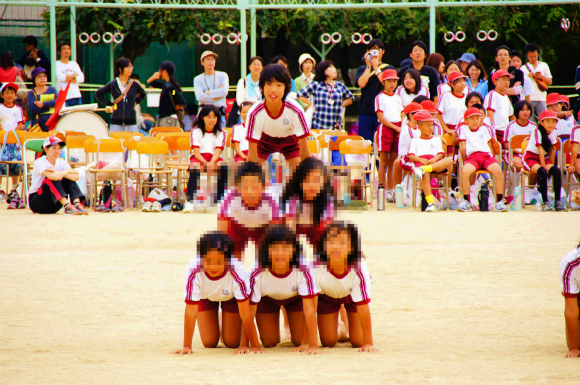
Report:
232,101,253,163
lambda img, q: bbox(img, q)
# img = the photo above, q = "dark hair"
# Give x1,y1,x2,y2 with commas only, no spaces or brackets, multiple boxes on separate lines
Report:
185,104,198,116
513,100,532,120
313,60,335,83
57,42,70,53
510,50,523,61
160,60,182,93
2,85,17,95
114,57,132,77
495,45,511,56
281,157,334,226
412,95,429,104
259,64,292,101
249,56,264,67
367,39,384,51
401,68,421,94
258,224,302,269
465,92,484,107
131,73,140,81
198,231,234,264
0,51,14,70
193,105,222,135
471,103,485,114
525,43,540,54
444,60,460,75
239,101,253,111
537,122,554,153
23,36,38,48
426,53,444,72
465,60,488,81
24,57,37,67
270,55,289,65
316,221,362,268
235,161,265,185
410,40,428,55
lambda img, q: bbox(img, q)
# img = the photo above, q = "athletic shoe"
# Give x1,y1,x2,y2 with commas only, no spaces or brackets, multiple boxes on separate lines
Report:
385,190,395,203
74,202,89,215
64,204,83,215
183,200,194,213
0,190,6,202
7,189,18,204
110,200,124,213
7,200,18,210
494,200,508,212
152,201,162,212
142,201,153,212
17,199,26,209
457,200,473,212
542,201,555,211
94,204,110,213
414,166,425,181
425,203,437,212
555,200,568,212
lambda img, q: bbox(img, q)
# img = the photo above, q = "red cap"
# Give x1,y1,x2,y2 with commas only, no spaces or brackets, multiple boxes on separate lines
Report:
419,100,437,114
414,110,435,122
491,69,513,82
546,92,561,106
538,110,559,122
403,102,423,115
43,136,66,149
464,107,483,120
0,82,18,94
380,69,399,81
560,94,570,105
447,71,468,83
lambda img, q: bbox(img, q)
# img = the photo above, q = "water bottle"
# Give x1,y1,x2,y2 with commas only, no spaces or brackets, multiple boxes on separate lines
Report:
511,186,522,211
377,185,385,211
395,184,404,208
478,183,489,212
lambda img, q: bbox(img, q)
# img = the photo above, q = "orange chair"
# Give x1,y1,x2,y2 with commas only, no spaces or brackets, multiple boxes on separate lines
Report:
133,140,172,209
110,131,144,140
65,135,96,167
337,139,373,205
506,135,529,195
150,126,183,138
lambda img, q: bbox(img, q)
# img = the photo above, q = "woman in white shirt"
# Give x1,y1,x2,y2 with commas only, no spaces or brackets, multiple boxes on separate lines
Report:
55,42,85,107
236,56,263,106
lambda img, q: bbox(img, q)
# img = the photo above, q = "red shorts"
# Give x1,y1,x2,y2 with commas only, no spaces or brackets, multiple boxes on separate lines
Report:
399,155,414,172
495,130,504,144
195,297,240,313
257,133,300,160
377,122,401,153
255,295,303,314
413,154,435,168
296,223,327,248
317,294,360,314
234,150,249,163
523,152,552,171
224,218,267,253
465,151,498,170
190,152,224,163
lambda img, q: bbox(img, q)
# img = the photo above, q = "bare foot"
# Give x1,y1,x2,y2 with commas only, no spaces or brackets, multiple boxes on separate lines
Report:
337,320,350,342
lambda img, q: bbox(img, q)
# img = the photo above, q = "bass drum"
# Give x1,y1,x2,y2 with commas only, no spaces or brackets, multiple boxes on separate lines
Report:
55,111,109,139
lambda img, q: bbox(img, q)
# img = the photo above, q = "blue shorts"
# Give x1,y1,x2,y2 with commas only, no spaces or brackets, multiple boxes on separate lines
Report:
358,114,379,142
66,97,83,107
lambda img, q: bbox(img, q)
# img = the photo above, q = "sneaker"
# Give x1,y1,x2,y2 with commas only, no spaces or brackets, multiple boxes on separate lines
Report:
425,203,437,212
152,201,162,212
414,166,425,181
18,199,26,209
94,204,110,213
555,200,568,212
183,200,194,213
0,190,5,202
494,200,508,212
7,200,18,210
457,200,473,212
64,204,83,215
385,190,395,203
74,202,89,215
110,200,124,213
142,201,153,212
542,201,555,211
7,189,18,204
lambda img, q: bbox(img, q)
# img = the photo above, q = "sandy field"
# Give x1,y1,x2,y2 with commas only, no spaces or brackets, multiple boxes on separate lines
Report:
1,204,579,385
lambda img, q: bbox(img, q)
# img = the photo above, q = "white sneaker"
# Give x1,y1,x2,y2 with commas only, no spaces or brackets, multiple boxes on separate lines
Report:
425,203,437,212
414,166,425,181
192,198,206,211
183,201,194,213
457,200,473,212
494,200,508,212
152,201,162,212
141,201,152,212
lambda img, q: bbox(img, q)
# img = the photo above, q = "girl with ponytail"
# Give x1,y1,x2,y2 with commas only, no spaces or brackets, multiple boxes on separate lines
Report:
147,61,187,128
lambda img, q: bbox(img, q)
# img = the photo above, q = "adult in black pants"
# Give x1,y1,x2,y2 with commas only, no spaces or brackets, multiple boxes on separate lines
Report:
28,136,87,215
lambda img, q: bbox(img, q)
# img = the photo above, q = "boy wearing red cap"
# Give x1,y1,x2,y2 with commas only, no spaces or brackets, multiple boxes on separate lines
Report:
484,70,515,144
457,107,507,212
393,102,423,186
375,68,404,199
546,92,574,138
419,100,444,136
409,111,453,212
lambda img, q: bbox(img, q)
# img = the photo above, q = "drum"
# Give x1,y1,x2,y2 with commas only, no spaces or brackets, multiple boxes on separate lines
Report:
55,111,109,139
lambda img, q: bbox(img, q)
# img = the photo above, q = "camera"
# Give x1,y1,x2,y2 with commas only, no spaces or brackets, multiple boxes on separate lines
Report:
370,49,379,57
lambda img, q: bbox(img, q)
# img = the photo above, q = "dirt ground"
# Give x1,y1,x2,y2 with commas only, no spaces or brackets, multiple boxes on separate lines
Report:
1,205,579,385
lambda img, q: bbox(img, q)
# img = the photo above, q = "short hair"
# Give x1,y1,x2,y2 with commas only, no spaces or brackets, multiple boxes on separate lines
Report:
410,40,428,55
259,64,292,101
317,221,363,268
270,55,288,65
465,92,484,107
513,100,532,120
470,103,485,113
0,51,14,71
235,161,265,185
198,231,234,263
412,95,429,104
258,225,302,269
401,68,422,94
23,36,38,48
525,43,540,54
249,56,264,67
465,60,488,81
510,50,523,61
114,57,132,77
313,60,335,83
495,45,511,56
366,39,384,51
444,60,460,74
239,101,254,111
57,42,70,53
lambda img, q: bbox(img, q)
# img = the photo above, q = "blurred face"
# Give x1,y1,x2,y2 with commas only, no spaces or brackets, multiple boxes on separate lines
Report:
527,50,539,65
460,61,469,73
204,250,226,277
547,102,562,113
467,96,482,108
240,105,251,123
301,168,324,202
324,64,337,80
494,76,510,92
262,80,285,103
120,64,133,77
466,115,481,130
34,72,47,87
410,46,426,63
276,60,288,69
202,55,216,70
510,56,522,69
249,59,263,76
302,59,314,74
203,111,218,132
24,42,34,52
446,63,459,75
495,49,510,66
269,242,294,271
542,118,557,132
238,175,263,208
59,45,71,59
366,46,384,62
517,105,531,121
325,229,350,266
468,65,481,81
2,88,16,103
438,61,445,74
451,78,466,93
46,143,62,159
403,73,417,93
417,120,434,137
383,78,397,93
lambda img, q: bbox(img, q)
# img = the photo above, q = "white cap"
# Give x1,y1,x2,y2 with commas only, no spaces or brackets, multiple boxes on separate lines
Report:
298,53,316,71
200,51,218,61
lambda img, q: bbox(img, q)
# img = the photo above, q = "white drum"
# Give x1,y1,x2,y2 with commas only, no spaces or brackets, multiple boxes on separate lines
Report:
55,111,109,139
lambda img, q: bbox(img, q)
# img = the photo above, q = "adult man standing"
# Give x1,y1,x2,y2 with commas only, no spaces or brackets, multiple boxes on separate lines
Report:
488,45,526,107
15,36,50,80
194,51,229,124
520,43,553,120
509,50,532,103
397,40,440,104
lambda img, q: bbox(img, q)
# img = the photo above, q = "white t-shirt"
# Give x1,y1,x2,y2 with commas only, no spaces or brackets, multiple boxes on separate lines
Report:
218,188,280,229
458,125,494,157
246,99,309,142
184,256,250,304
398,124,420,156
250,264,319,303
560,248,580,298
0,103,24,131
190,127,226,155
503,120,536,143
314,261,372,304
437,91,467,126
56,61,84,99
457,116,495,136
395,85,429,107
521,62,552,101
520,76,533,100
557,115,575,137
374,92,403,124
437,83,469,100
29,156,71,194
231,123,249,152
524,127,557,156
571,125,580,144
408,136,445,158
484,90,514,132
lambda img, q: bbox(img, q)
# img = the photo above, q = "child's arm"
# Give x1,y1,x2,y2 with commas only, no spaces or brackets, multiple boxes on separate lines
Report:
173,303,198,354
486,109,495,126
248,142,258,163
564,297,580,357
407,154,428,165
567,143,579,173
237,299,265,354
192,147,208,165
298,136,311,161
209,148,223,165
233,142,247,160
291,297,320,354
356,303,379,352
549,146,556,167
235,303,258,354
537,145,547,168
376,111,401,132
459,141,467,163
435,112,451,134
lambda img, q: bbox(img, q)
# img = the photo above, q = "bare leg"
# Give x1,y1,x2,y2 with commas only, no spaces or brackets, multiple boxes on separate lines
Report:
347,310,365,348
378,152,388,187
281,306,291,341
221,311,243,348
317,312,339,348
487,163,505,200
392,156,403,186
256,312,281,348
196,308,220,348
386,152,397,191
286,310,305,347
461,163,477,197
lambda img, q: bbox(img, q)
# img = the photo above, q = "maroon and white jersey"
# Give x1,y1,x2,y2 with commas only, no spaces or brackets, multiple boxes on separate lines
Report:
560,248,580,298
458,125,495,157
571,125,580,144
246,98,309,142
374,91,403,124
398,124,420,156
184,256,250,304
523,127,557,156
503,120,536,144
314,260,372,304
250,263,319,303
218,188,280,229
484,90,514,133
190,127,226,154
232,123,249,152
557,115,575,137
437,91,467,126
408,136,445,158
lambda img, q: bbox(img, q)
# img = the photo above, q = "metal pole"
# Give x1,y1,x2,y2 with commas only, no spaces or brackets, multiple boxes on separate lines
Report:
49,1,57,86
110,43,114,80
240,5,247,78
70,5,76,61
429,2,436,54
250,0,256,58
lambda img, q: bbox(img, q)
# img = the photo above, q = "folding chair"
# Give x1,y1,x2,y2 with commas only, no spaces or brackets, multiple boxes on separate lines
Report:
307,139,321,159
563,140,580,207
519,138,561,209
0,130,28,192
21,138,45,207
110,131,144,140
458,139,502,204
133,140,172,209
338,139,373,205
411,136,452,211
506,135,529,196
150,126,183,138
170,137,193,203
65,135,95,168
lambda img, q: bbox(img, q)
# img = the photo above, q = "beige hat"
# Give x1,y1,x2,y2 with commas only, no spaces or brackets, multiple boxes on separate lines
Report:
298,53,316,71
200,51,218,61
